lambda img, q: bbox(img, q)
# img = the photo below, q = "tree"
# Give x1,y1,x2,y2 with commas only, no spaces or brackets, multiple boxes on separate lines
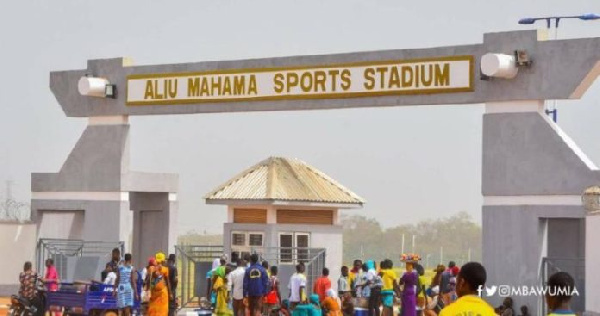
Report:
341,211,482,267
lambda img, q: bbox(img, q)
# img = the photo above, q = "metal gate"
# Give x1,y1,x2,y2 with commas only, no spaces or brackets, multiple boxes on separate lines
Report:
175,245,224,308
36,239,124,282
175,245,326,308
255,247,326,297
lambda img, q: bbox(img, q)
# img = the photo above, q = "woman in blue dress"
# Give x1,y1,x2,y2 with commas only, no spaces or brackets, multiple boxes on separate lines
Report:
114,253,139,316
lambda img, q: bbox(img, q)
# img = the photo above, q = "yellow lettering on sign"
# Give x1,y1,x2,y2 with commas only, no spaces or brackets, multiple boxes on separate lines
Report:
376,67,388,89
144,80,154,99
200,78,210,96
129,57,470,105
388,67,401,89
435,63,450,86
211,77,222,96
273,73,284,93
234,76,246,95
340,69,351,91
363,68,375,90
248,75,257,95
328,69,339,92
300,72,312,93
314,71,327,92
188,78,200,97
401,66,413,88
287,73,299,93
223,77,232,96
420,65,433,87
168,79,177,98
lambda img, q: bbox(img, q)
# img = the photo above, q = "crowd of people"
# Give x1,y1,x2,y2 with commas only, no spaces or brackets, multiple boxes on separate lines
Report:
16,249,580,316
16,248,180,316
202,253,580,316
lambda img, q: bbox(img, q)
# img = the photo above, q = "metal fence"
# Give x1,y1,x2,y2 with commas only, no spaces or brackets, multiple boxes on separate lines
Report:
540,257,585,315
36,239,124,281
175,245,224,308
255,247,326,297
175,245,326,308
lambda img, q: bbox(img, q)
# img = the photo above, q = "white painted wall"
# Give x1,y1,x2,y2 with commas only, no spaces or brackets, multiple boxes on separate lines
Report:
38,210,84,239
312,230,343,291
0,223,36,290
586,215,600,313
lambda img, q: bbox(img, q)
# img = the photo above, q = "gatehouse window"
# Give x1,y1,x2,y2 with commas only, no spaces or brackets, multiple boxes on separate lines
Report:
231,231,264,248
232,233,246,246
279,232,311,264
249,233,263,247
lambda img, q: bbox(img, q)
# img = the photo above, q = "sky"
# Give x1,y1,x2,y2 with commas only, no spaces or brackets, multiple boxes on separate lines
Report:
1,0,599,234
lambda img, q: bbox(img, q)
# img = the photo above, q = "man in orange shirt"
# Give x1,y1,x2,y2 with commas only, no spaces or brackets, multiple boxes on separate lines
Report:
313,268,332,303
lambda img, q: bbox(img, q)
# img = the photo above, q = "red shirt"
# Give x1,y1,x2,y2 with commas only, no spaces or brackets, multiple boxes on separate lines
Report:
45,266,59,291
313,276,331,303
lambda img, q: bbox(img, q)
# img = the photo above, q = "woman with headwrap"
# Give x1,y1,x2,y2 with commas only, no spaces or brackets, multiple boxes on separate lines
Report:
148,252,171,316
322,289,342,316
213,265,233,316
399,258,418,316
364,260,382,316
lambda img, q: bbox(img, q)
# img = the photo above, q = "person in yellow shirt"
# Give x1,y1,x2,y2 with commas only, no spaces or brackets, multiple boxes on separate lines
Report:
416,264,429,311
379,259,399,316
545,272,577,316
348,260,362,296
439,262,495,316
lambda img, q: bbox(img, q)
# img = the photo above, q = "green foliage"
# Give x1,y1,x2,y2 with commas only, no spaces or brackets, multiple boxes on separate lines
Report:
342,211,481,268
178,233,223,245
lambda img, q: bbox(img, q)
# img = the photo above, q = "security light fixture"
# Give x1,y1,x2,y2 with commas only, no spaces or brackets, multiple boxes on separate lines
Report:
78,75,115,98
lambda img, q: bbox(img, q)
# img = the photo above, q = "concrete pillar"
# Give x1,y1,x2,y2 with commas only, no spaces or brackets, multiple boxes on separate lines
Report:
586,215,600,313
482,100,599,314
32,115,178,269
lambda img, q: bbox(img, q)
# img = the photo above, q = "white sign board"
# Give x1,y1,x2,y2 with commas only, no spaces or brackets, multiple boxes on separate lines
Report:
126,56,474,106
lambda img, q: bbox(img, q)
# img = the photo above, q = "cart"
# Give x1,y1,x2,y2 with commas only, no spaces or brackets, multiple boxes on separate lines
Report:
46,276,142,316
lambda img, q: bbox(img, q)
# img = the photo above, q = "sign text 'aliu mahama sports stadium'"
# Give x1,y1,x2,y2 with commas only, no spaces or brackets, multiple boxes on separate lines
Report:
126,55,474,105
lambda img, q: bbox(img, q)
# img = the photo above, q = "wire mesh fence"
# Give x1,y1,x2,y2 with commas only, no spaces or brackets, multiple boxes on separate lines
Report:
175,245,224,308
255,247,326,297
36,239,124,281
175,245,326,308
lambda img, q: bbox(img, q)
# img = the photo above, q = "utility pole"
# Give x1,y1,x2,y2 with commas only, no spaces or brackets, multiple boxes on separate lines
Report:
6,180,13,200
401,234,405,255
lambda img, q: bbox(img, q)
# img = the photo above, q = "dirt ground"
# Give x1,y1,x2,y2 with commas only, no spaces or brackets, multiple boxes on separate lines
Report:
0,297,10,316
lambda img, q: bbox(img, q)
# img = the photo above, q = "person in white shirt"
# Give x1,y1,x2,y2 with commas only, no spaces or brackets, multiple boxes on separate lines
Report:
288,263,307,310
230,259,247,316
103,265,117,285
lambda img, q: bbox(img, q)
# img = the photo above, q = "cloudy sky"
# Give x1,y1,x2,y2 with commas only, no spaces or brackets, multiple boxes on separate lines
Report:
1,0,599,234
